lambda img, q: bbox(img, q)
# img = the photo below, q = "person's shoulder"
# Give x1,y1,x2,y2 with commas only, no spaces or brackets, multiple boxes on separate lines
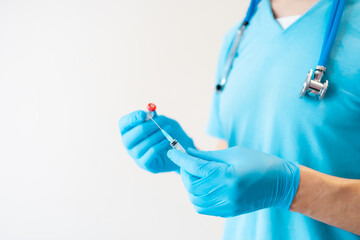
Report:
223,21,242,44
225,21,243,37
219,21,243,53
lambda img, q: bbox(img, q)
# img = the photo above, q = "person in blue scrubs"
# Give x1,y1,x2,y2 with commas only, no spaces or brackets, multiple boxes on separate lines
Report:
119,0,360,238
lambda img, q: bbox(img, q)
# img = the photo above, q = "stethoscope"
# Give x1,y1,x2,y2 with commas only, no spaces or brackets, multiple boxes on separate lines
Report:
216,0,346,100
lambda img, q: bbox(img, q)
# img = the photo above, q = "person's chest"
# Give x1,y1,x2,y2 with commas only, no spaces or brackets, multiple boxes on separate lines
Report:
217,0,360,176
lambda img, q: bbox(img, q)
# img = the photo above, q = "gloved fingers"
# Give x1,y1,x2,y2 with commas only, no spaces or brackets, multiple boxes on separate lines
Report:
180,168,222,196
146,115,194,149
121,115,171,149
137,138,171,173
193,203,231,217
118,110,147,135
155,115,175,125
187,148,231,164
121,121,157,149
155,115,189,137
192,205,209,215
128,129,166,159
188,186,227,208
180,168,200,193
193,205,223,216
167,149,223,178
150,110,158,118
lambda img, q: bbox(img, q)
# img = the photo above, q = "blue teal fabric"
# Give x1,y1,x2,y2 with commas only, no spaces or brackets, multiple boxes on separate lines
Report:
207,0,360,238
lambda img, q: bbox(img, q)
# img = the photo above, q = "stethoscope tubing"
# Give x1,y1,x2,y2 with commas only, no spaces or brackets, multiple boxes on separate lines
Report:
318,0,346,67
217,0,259,91
244,0,262,23
216,0,345,95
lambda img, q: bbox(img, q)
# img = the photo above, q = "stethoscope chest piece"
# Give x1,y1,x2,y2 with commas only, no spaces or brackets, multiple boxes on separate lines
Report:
300,66,329,100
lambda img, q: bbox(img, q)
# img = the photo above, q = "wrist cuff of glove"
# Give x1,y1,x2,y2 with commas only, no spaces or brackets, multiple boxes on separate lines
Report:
277,161,300,210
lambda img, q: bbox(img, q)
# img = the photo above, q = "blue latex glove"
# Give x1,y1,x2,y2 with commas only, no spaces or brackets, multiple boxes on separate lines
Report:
167,147,300,217
118,110,195,173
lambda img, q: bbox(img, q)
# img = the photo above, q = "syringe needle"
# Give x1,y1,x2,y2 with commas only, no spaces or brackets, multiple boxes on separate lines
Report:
147,114,162,129
147,114,174,142
160,129,174,143
145,103,186,153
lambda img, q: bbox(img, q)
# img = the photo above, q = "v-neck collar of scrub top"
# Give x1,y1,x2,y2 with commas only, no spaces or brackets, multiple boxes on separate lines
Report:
261,0,331,34
233,0,334,73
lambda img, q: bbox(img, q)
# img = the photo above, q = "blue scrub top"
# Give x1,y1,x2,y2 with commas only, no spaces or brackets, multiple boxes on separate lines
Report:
207,0,360,239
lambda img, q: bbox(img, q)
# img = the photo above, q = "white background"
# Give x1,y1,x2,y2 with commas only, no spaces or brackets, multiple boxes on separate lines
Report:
0,0,247,239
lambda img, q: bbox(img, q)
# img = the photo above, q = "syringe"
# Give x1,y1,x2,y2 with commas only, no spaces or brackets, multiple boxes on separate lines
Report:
147,114,187,153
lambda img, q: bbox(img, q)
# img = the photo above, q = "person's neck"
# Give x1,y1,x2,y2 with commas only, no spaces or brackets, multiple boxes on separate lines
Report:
270,0,319,18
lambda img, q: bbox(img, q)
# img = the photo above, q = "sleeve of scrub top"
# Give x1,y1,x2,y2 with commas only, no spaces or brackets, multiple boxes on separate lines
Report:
206,23,241,140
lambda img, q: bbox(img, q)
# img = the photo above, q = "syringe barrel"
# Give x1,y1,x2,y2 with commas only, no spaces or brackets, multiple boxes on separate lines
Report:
170,140,187,153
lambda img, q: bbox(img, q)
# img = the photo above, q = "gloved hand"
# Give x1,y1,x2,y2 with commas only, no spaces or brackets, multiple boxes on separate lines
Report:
167,147,300,217
118,110,195,173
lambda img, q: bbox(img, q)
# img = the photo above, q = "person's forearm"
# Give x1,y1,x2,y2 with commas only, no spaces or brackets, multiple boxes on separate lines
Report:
290,166,360,235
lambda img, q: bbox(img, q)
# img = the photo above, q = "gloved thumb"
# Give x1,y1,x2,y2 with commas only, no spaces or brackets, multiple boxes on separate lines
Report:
187,148,229,163
167,149,221,178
